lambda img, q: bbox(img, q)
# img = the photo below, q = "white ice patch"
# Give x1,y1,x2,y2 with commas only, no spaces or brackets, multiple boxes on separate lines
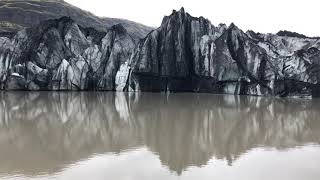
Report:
115,62,130,91
83,45,102,72
200,35,214,76
52,59,75,90
256,84,262,96
11,72,23,78
27,62,47,74
223,83,237,94
70,55,89,89
257,42,278,58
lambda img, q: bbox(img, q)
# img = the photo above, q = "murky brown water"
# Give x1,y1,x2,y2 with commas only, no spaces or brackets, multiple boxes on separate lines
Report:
0,92,319,180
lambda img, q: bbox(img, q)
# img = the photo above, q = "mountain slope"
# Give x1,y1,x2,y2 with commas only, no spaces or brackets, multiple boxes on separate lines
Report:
0,0,153,41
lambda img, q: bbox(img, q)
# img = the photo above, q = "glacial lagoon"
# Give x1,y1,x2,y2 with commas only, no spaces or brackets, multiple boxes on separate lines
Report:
0,92,319,180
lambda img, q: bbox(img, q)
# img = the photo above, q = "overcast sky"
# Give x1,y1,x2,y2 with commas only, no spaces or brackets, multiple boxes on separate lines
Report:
65,0,319,37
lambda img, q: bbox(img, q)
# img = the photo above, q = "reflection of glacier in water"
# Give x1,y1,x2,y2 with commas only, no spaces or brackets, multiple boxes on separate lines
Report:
0,92,320,180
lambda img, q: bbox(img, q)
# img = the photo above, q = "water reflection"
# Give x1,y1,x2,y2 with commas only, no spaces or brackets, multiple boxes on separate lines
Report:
0,92,319,179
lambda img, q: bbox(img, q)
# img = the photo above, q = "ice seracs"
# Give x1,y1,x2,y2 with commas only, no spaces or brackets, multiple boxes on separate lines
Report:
0,17,135,91
0,8,320,98
120,8,320,97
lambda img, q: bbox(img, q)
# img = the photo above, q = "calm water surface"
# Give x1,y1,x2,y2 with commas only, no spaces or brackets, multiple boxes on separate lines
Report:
0,92,320,180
